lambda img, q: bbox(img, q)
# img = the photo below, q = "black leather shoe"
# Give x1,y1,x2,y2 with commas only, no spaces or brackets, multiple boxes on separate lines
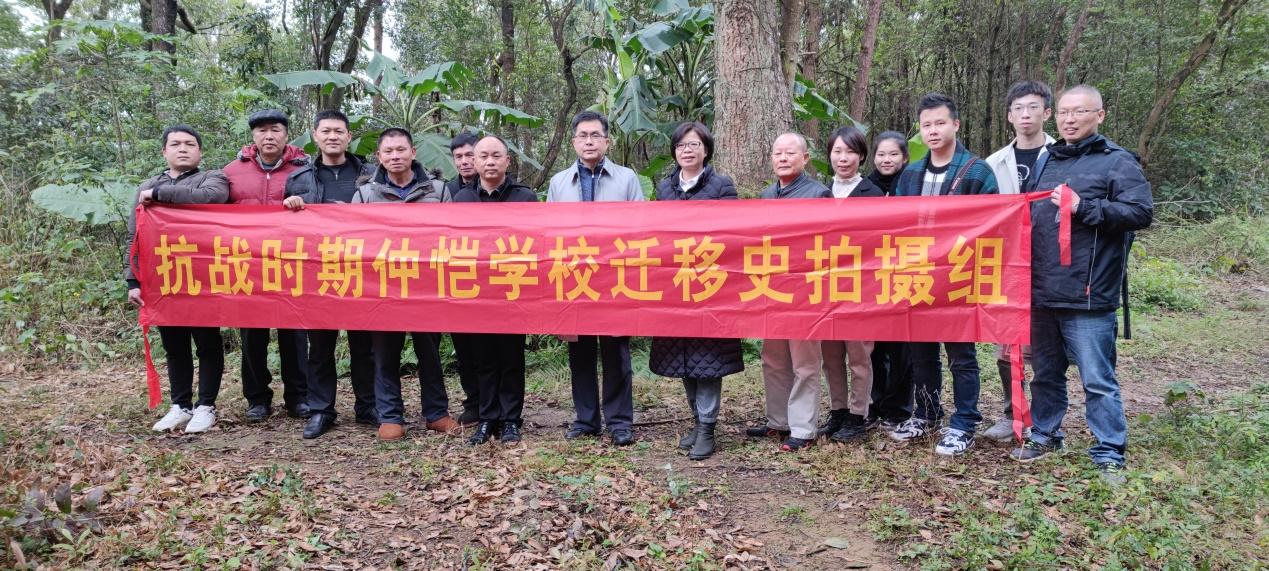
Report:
302,413,334,439
458,407,480,426
679,421,700,450
564,426,600,440
500,421,522,444
468,421,494,446
287,403,312,419
354,413,379,427
610,428,636,447
245,404,271,423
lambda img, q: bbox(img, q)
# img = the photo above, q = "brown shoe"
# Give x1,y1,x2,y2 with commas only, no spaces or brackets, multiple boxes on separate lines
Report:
377,423,405,441
427,416,462,436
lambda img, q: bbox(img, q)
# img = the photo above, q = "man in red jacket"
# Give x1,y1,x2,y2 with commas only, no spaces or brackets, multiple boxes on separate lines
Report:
223,109,313,422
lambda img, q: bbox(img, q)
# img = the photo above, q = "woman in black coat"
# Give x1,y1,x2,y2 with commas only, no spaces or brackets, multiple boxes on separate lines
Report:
649,122,745,460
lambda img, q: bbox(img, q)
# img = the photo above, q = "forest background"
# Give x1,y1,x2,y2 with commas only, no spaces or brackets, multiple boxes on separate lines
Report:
0,0,1266,569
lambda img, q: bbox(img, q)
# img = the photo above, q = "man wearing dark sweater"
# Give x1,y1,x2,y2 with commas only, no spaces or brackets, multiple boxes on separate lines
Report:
893,93,999,458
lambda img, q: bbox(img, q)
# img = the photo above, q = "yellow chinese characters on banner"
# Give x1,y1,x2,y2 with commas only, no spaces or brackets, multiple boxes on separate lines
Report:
150,232,1009,306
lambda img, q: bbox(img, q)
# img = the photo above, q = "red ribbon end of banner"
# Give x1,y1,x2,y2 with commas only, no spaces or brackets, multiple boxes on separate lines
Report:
1057,183,1073,266
1009,344,1033,441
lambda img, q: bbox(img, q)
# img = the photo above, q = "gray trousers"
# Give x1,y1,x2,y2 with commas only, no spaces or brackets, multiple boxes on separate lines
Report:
683,377,722,423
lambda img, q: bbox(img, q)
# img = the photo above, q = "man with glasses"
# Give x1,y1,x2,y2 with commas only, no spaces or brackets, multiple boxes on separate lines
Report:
1012,85,1152,486
547,110,645,447
982,80,1056,442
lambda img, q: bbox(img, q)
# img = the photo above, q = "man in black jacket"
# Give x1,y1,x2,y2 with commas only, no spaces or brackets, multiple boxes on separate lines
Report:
453,135,537,446
283,110,376,438
446,131,482,424
1011,85,1153,485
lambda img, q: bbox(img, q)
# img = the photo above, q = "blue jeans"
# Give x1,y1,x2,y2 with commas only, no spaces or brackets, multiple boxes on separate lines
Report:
909,342,982,432
1029,308,1127,466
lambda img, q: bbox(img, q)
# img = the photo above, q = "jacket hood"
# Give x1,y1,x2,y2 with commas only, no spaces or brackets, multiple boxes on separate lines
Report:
1050,134,1122,160
237,144,309,165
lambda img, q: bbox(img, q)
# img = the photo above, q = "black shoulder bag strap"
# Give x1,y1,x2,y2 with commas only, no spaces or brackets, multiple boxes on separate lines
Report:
947,157,978,195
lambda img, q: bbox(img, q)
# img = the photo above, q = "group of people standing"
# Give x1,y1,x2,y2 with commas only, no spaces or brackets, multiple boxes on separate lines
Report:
127,78,1151,481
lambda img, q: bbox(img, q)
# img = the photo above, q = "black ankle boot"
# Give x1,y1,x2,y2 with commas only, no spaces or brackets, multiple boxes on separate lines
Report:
688,422,716,460
679,420,700,450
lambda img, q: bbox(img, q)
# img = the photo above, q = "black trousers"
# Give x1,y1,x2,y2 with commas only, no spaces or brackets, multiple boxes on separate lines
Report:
869,341,912,422
568,336,634,431
372,332,448,424
305,329,375,419
470,333,526,423
450,333,480,413
239,328,308,410
158,326,224,409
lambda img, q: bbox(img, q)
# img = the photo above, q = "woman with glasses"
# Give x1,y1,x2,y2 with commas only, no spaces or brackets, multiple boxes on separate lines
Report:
648,121,744,460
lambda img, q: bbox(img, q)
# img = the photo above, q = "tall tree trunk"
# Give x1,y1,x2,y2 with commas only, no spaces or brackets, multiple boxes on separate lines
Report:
799,0,822,136
149,0,176,52
495,0,516,107
778,0,803,86
319,0,380,110
530,1,580,189
372,4,383,114
1137,0,1248,167
716,0,794,192
849,0,884,122
95,0,110,19
42,0,74,46
1054,0,1093,92
1036,6,1066,76
980,0,1005,154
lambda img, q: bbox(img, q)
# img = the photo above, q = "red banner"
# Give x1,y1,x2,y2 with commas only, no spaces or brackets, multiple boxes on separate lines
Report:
133,194,1037,345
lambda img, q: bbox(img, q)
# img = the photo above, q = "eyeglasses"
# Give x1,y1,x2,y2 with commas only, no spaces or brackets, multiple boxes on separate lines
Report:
573,132,607,141
1010,103,1045,113
674,141,703,151
1056,108,1101,119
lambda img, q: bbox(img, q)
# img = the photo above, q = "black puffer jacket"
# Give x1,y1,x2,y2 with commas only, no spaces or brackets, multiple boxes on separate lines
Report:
648,165,745,380
1029,134,1153,311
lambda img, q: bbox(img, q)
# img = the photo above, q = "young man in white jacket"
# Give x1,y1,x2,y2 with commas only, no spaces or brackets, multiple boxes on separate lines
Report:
982,80,1056,442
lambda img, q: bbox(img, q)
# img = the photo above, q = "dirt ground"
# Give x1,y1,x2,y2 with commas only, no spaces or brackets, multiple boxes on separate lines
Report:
2,278,1266,569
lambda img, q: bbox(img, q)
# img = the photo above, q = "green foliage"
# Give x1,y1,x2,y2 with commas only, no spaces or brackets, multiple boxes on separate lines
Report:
264,53,543,178
30,182,135,225
1137,216,1269,274
1129,252,1206,311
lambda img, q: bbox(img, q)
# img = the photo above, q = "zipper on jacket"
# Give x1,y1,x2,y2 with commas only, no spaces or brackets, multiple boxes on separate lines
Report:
1086,228,1099,309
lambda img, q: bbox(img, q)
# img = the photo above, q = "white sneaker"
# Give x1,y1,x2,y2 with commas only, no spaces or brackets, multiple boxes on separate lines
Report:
184,405,217,433
153,405,193,432
887,418,931,442
981,418,1029,442
934,427,975,457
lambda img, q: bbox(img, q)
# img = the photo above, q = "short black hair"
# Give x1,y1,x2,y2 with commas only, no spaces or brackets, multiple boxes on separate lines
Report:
872,130,909,162
571,110,609,137
670,122,715,164
161,124,203,149
377,127,413,147
450,131,479,152
917,92,959,121
1005,80,1053,110
313,109,350,129
825,126,868,159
